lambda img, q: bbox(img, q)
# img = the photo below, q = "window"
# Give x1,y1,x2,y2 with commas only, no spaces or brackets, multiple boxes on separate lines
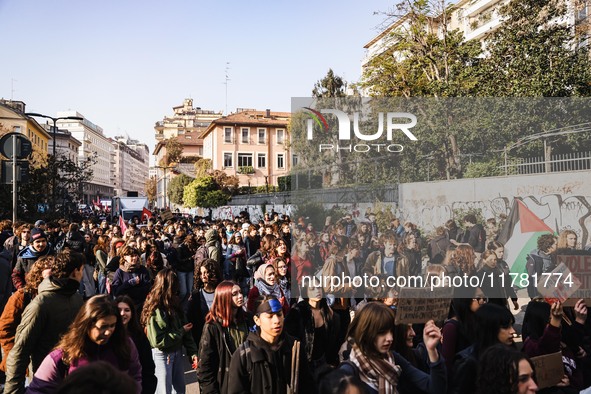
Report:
237,153,253,167
258,128,266,144
277,153,285,169
292,154,299,167
276,129,285,145
224,127,233,143
257,153,267,168
223,152,233,168
241,128,250,144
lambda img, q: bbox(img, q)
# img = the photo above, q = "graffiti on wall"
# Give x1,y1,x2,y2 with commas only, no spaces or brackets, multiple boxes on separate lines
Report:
414,194,591,247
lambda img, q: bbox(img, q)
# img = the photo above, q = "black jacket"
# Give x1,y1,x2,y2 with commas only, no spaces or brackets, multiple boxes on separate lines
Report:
226,331,312,394
197,319,251,394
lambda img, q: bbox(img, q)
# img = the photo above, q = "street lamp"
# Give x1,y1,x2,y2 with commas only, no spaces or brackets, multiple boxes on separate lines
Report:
154,165,177,209
25,112,84,213
25,113,84,156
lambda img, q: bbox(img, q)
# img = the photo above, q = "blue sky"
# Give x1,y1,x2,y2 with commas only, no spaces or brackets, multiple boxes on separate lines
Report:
0,0,389,157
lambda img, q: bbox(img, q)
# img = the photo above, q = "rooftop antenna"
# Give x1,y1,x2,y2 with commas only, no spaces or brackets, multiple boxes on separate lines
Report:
224,62,231,115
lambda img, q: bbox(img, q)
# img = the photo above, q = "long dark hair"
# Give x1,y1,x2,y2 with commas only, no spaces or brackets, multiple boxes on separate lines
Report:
476,344,536,394
521,300,551,341
141,268,181,327
115,295,142,338
56,295,130,368
474,303,515,355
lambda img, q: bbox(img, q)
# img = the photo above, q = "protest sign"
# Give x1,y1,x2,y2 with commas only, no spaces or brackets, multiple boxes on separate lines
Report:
530,352,564,389
395,286,453,325
537,262,581,303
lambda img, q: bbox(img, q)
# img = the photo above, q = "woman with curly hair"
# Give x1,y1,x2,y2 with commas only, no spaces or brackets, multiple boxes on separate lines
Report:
197,281,251,394
188,258,222,350
476,344,537,394
453,244,477,277
27,295,142,393
0,257,52,372
142,268,198,394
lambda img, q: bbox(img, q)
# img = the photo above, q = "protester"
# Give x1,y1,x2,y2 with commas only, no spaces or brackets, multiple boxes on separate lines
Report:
142,268,198,394
227,295,312,394
197,281,251,394
4,250,85,394
27,295,142,393
476,344,538,394
11,228,54,290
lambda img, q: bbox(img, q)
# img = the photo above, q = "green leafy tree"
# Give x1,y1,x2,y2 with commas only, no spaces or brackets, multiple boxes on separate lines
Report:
167,174,193,206
312,69,347,98
183,176,230,208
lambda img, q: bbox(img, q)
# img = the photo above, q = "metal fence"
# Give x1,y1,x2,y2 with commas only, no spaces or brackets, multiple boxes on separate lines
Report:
500,151,591,175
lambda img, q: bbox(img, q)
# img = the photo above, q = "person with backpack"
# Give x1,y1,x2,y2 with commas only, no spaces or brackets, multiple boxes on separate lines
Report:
456,214,487,256
226,295,312,394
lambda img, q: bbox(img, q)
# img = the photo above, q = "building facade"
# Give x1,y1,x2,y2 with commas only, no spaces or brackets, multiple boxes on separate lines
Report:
153,99,222,208
112,136,150,197
201,109,291,188
56,111,114,203
0,100,52,156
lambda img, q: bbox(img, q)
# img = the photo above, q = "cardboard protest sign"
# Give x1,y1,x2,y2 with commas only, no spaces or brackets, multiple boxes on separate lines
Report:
395,286,453,325
537,262,581,303
556,254,591,303
160,209,174,221
530,352,564,389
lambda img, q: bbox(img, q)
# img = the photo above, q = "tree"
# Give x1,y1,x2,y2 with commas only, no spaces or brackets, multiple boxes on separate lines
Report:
312,69,347,98
183,176,230,208
167,174,193,206
160,138,183,166
145,177,157,206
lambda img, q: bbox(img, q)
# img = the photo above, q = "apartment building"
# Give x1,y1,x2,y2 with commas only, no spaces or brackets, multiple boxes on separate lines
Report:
201,109,291,187
56,111,114,203
0,100,51,155
112,136,150,197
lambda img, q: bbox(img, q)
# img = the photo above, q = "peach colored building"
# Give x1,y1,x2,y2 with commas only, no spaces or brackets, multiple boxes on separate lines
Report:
201,109,291,187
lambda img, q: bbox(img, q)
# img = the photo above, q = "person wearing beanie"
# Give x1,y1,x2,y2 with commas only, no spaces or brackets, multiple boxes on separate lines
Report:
11,228,54,290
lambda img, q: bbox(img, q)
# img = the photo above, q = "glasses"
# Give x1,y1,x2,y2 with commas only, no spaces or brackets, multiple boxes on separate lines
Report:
94,323,117,334
473,297,488,303
277,265,287,270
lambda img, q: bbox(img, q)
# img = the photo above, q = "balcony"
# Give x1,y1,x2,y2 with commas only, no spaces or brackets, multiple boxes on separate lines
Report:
465,0,502,17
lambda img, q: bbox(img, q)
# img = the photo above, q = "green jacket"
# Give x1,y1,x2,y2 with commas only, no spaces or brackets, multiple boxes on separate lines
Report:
4,277,83,394
147,307,198,358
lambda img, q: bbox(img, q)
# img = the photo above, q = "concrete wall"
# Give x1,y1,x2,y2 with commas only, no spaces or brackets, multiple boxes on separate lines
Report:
200,169,591,246
399,170,591,246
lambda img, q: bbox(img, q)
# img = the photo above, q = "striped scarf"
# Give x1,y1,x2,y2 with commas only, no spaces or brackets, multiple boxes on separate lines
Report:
349,343,401,394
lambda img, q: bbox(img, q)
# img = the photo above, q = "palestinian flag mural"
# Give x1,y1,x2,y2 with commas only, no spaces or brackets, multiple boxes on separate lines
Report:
497,199,553,276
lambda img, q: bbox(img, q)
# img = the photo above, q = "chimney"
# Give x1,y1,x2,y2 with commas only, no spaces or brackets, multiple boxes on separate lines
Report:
265,109,271,118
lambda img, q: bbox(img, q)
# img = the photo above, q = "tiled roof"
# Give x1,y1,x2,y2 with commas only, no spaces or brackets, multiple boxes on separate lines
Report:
200,110,290,139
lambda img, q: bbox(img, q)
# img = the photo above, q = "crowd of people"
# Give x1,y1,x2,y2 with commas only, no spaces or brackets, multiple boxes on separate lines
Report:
0,209,589,394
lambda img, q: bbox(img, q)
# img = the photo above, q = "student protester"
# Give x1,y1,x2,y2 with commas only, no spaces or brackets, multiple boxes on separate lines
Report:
338,302,447,394
142,268,198,394
110,246,151,313
284,283,341,376
26,295,142,393
227,295,312,394
11,228,54,290
487,241,519,310
4,250,85,394
188,258,222,353
197,281,251,394
441,287,486,376
476,344,538,394
0,258,52,373
93,235,110,295
246,263,289,315
451,303,517,394
116,295,157,394
522,299,587,392
526,234,557,298
3,224,31,269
